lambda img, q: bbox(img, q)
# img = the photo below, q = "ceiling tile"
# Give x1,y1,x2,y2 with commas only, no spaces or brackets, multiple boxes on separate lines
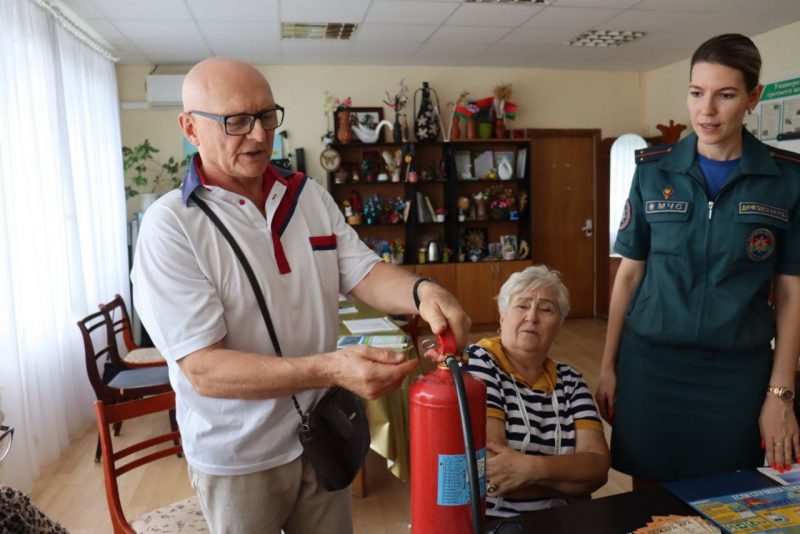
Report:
88,0,192,20
553,0,642,7
106,38,142,53
635,0,728,11
355,24,438,42
412,42,489,66
114,20,202,40
474,42,553,67
429,26,512,44
280,40,353,64
347,41,421,64
523,7,622,29
446,3,543,27
723,0,800,11
596,9,698,32
187,0,279,21
499,27,577,46
84,19,126,41
196,21,280,41
115,51,151,65
208,39,282,59
144,53,208,64
366,1,459,25
281,0,371,24
134,39,211,56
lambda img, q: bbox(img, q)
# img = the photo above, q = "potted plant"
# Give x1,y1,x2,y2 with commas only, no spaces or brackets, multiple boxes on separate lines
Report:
123,139,191,209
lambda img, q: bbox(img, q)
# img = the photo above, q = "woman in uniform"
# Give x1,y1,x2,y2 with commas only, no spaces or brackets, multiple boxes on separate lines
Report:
596,33,800,486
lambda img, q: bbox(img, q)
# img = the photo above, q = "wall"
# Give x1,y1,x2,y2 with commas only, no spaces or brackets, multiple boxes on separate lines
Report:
118,64,645,215
641,20,800,138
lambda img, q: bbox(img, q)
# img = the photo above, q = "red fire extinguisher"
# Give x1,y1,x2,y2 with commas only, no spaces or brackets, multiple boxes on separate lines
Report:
410,331,487,534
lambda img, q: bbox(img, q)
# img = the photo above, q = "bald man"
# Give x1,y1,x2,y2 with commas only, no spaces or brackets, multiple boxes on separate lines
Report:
131,58,470,533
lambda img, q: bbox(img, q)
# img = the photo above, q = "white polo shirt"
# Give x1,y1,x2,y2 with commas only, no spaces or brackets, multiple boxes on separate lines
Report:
131,160,379,476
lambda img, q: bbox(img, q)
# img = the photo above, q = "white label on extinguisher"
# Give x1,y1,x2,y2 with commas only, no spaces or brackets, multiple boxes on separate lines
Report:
436,447,487,506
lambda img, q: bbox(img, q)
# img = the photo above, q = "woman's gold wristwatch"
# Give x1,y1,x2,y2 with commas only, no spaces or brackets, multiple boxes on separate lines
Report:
768,385,796,402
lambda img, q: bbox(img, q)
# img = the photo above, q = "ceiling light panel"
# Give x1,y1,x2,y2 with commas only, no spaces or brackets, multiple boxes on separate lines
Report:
281,22,358,40
567,29,644,47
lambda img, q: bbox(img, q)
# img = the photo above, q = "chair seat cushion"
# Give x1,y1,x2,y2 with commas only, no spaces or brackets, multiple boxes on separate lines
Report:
131,495,209,533
124,348,164,365
108,366,170,389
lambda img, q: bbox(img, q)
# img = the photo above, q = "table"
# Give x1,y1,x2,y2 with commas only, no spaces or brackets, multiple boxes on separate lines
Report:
486,470,780,533
485,488,694,533
338,298,429,496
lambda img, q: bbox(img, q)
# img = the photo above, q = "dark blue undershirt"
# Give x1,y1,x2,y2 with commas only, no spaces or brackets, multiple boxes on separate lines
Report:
697,153,740,199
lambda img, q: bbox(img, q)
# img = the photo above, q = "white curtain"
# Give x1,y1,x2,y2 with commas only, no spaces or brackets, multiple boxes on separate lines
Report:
0,0,129,491
609,133,648,256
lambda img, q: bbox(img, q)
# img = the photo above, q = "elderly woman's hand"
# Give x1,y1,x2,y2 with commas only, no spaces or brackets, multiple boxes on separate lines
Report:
485,441,534,497
760,394,800,472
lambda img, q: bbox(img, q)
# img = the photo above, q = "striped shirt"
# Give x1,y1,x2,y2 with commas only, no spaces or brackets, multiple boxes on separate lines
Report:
466,337,603,518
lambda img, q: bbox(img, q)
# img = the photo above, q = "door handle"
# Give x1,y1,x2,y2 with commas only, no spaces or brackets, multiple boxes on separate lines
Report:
581,219,593,237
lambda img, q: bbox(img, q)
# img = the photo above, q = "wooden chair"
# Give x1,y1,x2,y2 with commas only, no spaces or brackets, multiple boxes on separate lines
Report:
100,294,163,366
77,309,174,461
94,392,208,534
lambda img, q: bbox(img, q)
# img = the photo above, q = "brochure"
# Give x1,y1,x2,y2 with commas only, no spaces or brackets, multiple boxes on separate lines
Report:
337,334,410,350
688,483,800,533
757,465,800,486
342,317,400,334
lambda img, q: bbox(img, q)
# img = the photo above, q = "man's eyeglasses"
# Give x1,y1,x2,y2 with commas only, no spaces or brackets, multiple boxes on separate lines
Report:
0,425,14,462
190,106,285,136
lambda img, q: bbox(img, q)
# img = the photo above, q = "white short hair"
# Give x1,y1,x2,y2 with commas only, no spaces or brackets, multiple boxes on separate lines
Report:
496,265,570,322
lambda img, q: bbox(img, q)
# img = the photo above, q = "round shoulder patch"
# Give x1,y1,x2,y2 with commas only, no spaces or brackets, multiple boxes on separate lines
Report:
618,199,632,232
746,228,776,261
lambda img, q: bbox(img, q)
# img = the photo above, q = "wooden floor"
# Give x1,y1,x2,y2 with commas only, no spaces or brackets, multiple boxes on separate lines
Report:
29,318,630,533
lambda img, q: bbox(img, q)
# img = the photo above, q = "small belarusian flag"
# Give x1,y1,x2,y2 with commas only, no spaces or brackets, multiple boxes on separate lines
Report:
454,104,473,119
504,102,518,120
472,96,494,109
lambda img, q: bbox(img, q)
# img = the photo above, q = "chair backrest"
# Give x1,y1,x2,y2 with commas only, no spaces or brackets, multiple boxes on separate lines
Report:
77,309,120,400
94,392,182,534
100,294,138,353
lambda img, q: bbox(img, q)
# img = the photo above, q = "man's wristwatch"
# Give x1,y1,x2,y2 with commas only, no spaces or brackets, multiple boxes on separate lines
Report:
767,385,796,402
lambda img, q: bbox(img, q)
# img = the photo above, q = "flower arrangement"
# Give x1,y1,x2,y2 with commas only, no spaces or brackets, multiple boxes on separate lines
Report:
492,83,518,125
322,92,353,142
363,194,406,225
389,238,405,264
382,79,410,113
485,185,517,220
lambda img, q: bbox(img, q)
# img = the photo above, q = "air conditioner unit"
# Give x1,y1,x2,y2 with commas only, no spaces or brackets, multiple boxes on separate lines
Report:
145,74,185,107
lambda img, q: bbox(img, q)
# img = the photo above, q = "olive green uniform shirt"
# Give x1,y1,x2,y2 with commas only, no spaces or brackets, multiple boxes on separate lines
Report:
615,130,800,353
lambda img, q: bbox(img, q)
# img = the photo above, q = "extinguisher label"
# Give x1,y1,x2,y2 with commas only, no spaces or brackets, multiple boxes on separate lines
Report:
436,448,487,506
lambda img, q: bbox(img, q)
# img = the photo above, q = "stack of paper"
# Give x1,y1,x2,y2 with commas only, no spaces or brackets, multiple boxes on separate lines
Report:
633,515,720,533
342,317,400,334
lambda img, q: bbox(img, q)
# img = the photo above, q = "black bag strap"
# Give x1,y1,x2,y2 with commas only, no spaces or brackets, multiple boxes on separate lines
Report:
190,191,305,419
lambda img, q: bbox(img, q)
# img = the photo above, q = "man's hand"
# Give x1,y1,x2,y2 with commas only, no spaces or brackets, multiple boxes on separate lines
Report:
330,345,418,400
417,281,471,361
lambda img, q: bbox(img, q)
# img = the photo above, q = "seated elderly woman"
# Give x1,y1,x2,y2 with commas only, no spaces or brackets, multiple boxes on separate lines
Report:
466,265,610,518
0,411,68,532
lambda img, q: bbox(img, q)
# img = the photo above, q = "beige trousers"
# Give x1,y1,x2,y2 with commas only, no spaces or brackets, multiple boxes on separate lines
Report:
189,453,353,534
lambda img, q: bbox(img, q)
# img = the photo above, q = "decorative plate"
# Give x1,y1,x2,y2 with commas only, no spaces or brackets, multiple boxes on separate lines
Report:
320,147,341,172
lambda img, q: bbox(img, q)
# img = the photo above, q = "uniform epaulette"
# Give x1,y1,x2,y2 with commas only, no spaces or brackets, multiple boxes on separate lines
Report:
635,144,673,165
768,146,800,169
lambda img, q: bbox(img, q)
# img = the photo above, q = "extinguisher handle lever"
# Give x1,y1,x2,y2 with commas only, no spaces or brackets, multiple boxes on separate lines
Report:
436,330,457,357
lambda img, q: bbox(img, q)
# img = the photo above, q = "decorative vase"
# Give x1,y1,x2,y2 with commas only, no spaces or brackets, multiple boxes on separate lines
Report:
477,122,492,139
466,116,477,140
393,113,403,143
494,117,506,139
336,111,352,144
498,158,513,180
450,115,461,140
413,82,441,142
474,197,487,220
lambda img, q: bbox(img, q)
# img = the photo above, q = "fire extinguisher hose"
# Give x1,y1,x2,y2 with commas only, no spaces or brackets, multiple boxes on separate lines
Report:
445,355,482,534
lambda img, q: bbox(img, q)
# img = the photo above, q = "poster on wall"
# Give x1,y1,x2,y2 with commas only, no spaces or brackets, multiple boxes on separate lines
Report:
756,74,800,141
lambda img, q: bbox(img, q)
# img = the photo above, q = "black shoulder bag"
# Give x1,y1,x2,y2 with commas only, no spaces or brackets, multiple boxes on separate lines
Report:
191,192,370,491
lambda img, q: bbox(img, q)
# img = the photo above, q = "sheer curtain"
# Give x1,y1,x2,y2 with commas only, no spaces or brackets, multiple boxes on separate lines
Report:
609,134,648,255
0,0,128,490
